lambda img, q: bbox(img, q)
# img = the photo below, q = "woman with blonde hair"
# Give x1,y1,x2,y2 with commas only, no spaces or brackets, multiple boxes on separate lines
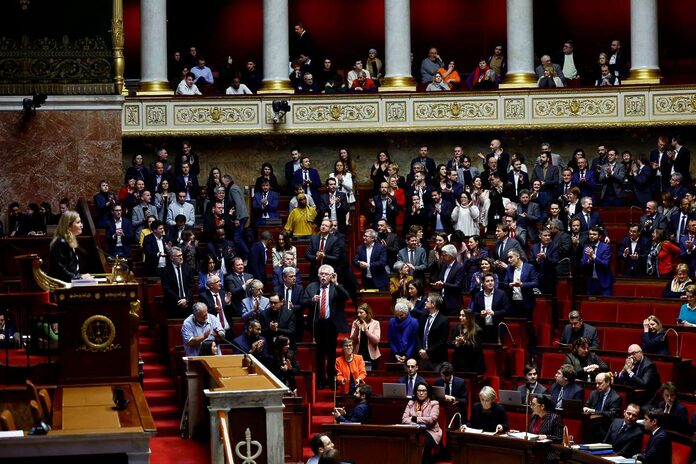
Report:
48,211,93,282
641,315,669,355
663,263,692,298
350,303,381,369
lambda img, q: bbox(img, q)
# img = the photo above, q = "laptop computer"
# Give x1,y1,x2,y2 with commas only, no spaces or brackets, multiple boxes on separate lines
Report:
498,389,523,406
432,386,446,401
560,399,584,414
382,382,407,398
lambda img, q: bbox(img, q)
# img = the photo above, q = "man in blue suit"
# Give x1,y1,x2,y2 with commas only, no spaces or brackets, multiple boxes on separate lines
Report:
529,229,558,294
581,226,614,296
333,384,372,423
399,358,426,398
571,157,597,199
247,231,272,283
679,218,696,272
504,249,539,320
468,273,509,343
434,362,468,420
630,156,653,207
251,180,279,226
549,364,584,410
430,244,464,315
353,228,388,291
291,156,322,205
575,196,604,231
668,198,694,243
370,181,399,229
635,408,672,463
105,204,134,258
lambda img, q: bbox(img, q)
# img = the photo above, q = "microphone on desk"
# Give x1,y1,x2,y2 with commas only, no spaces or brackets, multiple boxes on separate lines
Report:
448,412,463,431
218,338,254,373
662,328,680,357
553,340,570,349
497,322,516,347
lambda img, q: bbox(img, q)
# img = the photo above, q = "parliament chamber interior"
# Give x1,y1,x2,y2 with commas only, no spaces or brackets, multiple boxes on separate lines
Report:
1,1,696,463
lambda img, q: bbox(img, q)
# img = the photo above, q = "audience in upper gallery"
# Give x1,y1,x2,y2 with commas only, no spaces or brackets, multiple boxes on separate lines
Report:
176,72,202,96
465,59,497,90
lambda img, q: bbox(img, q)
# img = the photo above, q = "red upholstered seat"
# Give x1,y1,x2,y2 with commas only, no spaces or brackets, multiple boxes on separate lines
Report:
616,304,652,324
652,304,680,324
533,299,552,325
678,332,696,360
540,352,567,379
601,327,641,351
577,301,617,322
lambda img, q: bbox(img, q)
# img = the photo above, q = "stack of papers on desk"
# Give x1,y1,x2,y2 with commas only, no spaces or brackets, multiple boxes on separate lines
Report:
579,443,613,450
603,457,636,463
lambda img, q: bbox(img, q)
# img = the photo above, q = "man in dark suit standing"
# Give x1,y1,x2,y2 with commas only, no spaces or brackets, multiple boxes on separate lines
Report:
617,224,650,276
199,274,233,339
410,145,437,183
581,226,614,296
506,158,530,200
639,200,669,240
571,157,597,200
142,220,168,277
616,344,661,402
468,272,509,343
247,230,272,283
284,148,302,194
353,228,388,291
504,249,538,320
604,404,644,458
531,151,560,194
260,293,296,347
397,233,428,281
529,229,558,294
583,372,623,441
631,156,654,206
251,180,280,227
435,362,468,420
370,181,399,229
173,162,199,205
649,136,672,192
302,264,350,390
376,219,403,271
417,293,449,371
274,266,305,344
160,246,193,318
575,197,604,232
428,189,454,234
635,408,672,463
430,244,463,315
292,156,322,205
224,257,254,317
669,134,691,185
317,178,349,233
306,219,343,281
105,204,134,258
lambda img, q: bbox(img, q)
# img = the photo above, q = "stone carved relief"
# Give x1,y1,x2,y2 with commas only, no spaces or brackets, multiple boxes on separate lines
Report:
124,105,139,126
414,101,496,121
175,105,257,125
386,101,407,122
294,103,378,123
653,94,696,115
624,95,646,117
145,105,166,126
504,98,525,119
533,97,617,118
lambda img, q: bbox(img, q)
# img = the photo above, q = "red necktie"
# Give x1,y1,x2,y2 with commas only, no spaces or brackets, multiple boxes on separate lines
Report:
320,286,327,319
214,293,225,326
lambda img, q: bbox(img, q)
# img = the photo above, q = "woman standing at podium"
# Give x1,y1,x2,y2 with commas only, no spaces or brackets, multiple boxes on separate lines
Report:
528,394,564,463
48,211,92,282
402,381,442,464
467,386,508,433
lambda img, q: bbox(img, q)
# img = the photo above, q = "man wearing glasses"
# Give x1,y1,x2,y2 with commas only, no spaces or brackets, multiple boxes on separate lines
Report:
616,344,661,402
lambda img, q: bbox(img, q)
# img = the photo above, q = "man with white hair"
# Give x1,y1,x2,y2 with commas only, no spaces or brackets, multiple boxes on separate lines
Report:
181,302,225,357
302,264,350,390
430,244,464,314
535,55,564,80
353,228,387,291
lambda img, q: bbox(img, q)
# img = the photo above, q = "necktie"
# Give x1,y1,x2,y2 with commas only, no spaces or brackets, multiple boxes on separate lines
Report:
581,170,585,179
541,245,546,255
678,214,686,241
599,393,607,412
214,293,225,326
665,404,671,414
409,249,414,264
320,237,325,253
320,286,327,319
424,316,434,349
238,273,244,285
445,382,451,396
564,183,569,194
254,297,260,311
285,287,290,309
556,387,564,409
408,377,414,397
176,266,185,298
585,213,590,226
498,242,504,259
617,423,626,436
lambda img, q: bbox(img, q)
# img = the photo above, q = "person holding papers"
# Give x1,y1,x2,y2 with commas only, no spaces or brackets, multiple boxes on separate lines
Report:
401,381,442,464
467,386,508,433
528,395,564,463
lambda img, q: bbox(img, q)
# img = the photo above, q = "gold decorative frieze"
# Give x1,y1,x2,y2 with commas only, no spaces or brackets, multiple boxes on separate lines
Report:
124,104,139,126
386,101,407,122
414,100,497,121
504,98,525,119
174,105,258,125
624,95,646,117
532,96,618,118
293,103,379,123
653,94,696,115
146,105,167,126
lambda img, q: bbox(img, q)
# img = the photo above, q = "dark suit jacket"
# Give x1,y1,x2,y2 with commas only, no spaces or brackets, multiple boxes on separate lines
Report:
468,289,510,323
617,236,650,276
417,312,449,364
571,169,597,199
292,168,322,204
435,375,468,418
503,263,539,312
284,160,299,190
247,241,268,282
174,174,200,200
505,170,530,198
199,289,232,326
301,282,350,333
575,211,604,231
224,271,254,317
529,242,559,289
604,419,643,458
428,199,454,234
649,148,672,190
632,164,654,206
586,388,622,419
306,234,342,278
399,374,426,396
491,237,525,262
671,146,691,184
273,283,304,311
160,263,193,317
616,355,661,397
637,427,672,464
260,307,296,342
559,323,600,350
48,239,81,282
516,383,548,400
468,402,508,432
142,233,165,277
436,262,464,314
317,191,349,232
531,164,560,191
251,191,280,225
410,156,437,181
105,217,134,257
656,400,690,433
550,382,584,407
371,194,399,228
580,241,614,290
639,213,669,239
353,243,388,290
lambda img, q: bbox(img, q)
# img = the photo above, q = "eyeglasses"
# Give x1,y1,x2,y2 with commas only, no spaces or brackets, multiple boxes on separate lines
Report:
416,389,428,393
628,350,641,356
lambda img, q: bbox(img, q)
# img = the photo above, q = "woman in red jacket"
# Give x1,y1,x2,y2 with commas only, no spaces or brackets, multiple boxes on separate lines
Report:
647,229,680,277
334,338,366,395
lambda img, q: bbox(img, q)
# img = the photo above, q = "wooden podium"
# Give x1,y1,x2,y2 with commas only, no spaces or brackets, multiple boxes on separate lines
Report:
185,354,289,464
53,282,141,384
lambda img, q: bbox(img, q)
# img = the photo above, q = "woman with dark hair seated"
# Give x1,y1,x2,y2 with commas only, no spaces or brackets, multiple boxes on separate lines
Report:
268,335,299,394
527,394,564,462
468,386,508,433
641,315,669,356
563,336,608,382
662,263,692,298
407,280,428,319
198,339,219,356
402,381,442,464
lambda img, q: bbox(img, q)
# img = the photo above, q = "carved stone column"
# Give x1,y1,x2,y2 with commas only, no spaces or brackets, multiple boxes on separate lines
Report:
112,0,126,95
138,0,171,94
500,0,537,88
258,0,294,94
381,0,416,92
624,0,661,84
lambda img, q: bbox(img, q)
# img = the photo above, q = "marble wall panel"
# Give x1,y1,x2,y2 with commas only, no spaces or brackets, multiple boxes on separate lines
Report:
0,111,122,212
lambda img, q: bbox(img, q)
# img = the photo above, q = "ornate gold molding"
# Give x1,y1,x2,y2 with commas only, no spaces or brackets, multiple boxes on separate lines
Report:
293,103,379,123
414,100,497,121
258,79,294,94
533,96,617,118
137,81,173,95
381,76,417,92
653,94,696,115
174,104,258,125
500,72,538,89
386,101,407,122
624,68,662,85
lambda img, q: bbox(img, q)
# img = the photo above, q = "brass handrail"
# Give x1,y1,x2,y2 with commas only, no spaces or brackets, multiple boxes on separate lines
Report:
218,410,235,464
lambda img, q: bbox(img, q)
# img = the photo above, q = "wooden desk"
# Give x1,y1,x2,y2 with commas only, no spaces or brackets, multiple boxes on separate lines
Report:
552,445,621,463
334,396,459,426
322,424,425,464
447,430,551,464
1,382,155,463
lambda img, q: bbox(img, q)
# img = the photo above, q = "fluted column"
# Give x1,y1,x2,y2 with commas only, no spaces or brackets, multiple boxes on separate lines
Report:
500,0,536,88
138,0,171,94
381,0,416,92
112,0,126,95
624,0,661,84
258,0,293,94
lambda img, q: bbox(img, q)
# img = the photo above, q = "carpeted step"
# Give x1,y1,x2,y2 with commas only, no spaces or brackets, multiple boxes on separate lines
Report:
143,363,169,376
144,376,175,389
149,404,182,420
150,437,209,464
144,389,177,406
138,337,157,351
140,350,161,362
154,418,183,437
310,415,334,432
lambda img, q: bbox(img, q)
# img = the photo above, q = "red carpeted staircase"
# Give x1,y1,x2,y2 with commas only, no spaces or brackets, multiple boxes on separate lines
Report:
138,324,209,463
